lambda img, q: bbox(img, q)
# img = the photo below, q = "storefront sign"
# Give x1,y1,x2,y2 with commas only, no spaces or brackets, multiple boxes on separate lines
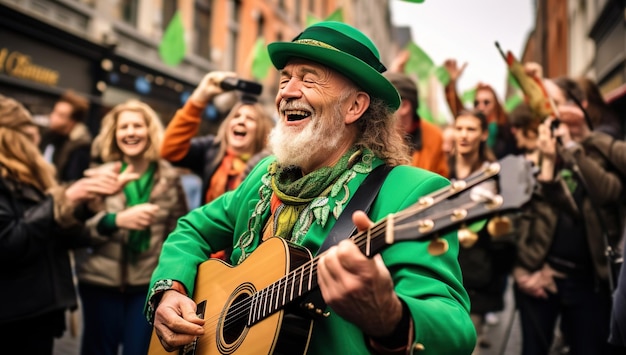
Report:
0,47,60,86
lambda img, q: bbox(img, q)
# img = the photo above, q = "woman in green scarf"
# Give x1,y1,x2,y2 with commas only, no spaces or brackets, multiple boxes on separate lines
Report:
75,100,188,355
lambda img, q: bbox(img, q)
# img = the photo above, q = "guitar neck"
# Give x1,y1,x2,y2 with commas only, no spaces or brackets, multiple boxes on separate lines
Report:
247,225,389,325
248,156,532,325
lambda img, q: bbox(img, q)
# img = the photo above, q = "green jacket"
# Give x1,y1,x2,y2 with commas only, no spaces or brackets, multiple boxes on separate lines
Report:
149,157,475,354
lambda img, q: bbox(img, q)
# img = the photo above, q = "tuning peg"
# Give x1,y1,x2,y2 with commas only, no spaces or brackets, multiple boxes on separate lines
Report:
457,228,478,248
427,238,449,256
487,216,513,238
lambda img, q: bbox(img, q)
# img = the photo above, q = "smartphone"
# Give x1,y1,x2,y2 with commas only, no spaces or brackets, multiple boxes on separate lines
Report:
220,77,262,95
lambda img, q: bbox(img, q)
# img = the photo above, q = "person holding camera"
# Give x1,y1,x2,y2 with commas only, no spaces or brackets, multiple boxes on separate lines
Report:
161,72,274,209
514,76,623,355
161,73,274,259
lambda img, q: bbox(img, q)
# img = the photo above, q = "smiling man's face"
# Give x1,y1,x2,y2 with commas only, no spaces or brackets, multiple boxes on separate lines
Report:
270,59,359,172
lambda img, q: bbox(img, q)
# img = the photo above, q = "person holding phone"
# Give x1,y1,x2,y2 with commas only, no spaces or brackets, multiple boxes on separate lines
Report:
160,72,274,207
160,73,275,259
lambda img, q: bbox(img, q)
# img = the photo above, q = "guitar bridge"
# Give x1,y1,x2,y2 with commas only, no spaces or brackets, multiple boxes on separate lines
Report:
179,300,206,355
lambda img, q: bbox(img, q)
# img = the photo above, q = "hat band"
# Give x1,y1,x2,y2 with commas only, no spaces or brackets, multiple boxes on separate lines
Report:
294,26,386,73
293,39,338,51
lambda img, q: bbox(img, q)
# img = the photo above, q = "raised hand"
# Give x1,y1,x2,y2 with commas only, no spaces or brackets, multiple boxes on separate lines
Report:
523,61,544,80
443,59,467,82
389,50,410,73
83,162,140,194
190,71,237,106
65,162,139,204
115,203,160,230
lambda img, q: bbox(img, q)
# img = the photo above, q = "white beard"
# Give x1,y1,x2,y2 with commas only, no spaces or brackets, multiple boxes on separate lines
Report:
269,107,345,168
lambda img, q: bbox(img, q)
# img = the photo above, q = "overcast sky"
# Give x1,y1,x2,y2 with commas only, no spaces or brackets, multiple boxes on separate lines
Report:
390,0,535,104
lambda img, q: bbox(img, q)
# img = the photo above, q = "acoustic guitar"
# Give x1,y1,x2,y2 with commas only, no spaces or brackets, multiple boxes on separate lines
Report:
148,155,535,355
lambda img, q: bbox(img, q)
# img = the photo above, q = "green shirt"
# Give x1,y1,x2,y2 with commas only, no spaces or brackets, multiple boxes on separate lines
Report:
148,156,475,354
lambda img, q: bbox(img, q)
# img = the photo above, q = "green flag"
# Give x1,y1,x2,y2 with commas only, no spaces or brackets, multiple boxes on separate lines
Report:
325,8,343,22
404,42,434,83
504,92,524,112
418,98,435,123
306,13,321,26
250,38,271,80
307,7,343,26
508,72,521,90
159,11,186,66
461,88,476,106
433,65,450,86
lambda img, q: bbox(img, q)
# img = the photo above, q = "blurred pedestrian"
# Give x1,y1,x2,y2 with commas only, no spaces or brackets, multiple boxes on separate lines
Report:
443,58,519,159
0,95,133,355
514,76,623,355
75,100,188,355
576,77,622,139
41,90,92,182
161,72,274,259
384,71,449,177
450,109,515,354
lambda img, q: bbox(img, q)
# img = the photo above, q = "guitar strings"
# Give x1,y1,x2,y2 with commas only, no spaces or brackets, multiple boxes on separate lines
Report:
196,196,482,336
192,176,493,337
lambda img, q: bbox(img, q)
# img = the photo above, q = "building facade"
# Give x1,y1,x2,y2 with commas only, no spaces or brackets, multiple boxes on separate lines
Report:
1,0,397,135
521,0,625,136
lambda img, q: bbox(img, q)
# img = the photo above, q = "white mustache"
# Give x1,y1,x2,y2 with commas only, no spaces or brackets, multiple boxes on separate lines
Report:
279,100,314,113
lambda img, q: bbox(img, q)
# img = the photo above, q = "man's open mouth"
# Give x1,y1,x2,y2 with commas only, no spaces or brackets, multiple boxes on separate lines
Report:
285,110,311,121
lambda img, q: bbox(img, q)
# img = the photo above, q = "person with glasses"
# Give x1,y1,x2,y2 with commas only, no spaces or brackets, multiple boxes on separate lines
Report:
442,59,519,160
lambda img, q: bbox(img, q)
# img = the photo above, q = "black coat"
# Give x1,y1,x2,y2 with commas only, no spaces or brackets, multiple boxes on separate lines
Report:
0,177,91,333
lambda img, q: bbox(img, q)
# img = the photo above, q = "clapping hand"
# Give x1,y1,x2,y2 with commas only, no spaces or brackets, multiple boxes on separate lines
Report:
115,203,160,230
65,162,139,204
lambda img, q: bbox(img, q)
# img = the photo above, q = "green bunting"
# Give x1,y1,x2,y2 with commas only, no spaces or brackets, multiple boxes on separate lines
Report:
461,88,477,106
433,65,450,86
504,93,524,112
307,7,343,26
250,38,272,80
404,42,435,83
159,11,186,66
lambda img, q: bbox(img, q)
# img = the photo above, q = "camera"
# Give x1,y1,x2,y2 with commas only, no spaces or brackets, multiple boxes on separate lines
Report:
220,77,262,95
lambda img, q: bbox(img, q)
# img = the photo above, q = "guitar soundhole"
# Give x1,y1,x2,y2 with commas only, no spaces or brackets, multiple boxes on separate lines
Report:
216,283,254,354
223,293,250,343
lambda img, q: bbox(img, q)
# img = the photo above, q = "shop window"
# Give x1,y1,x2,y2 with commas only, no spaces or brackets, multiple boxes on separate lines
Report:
194,0,212,59
226,0,241,71
162,0,177,31
119,0,138,26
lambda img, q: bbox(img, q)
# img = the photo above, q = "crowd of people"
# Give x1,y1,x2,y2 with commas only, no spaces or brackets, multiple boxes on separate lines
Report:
1,20,625,355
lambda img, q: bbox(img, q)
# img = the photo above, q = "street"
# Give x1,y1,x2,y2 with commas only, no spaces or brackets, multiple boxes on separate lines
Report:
55,276,575,355
54,278,535,355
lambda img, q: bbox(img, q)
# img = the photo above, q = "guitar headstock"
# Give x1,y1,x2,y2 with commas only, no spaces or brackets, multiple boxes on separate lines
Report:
385,155,536,251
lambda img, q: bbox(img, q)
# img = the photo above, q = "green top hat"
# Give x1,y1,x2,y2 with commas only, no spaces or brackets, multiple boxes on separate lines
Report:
268,21,401,111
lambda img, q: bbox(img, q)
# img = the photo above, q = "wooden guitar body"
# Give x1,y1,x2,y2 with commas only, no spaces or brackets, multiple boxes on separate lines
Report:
149,237,315,355
149,156,536,355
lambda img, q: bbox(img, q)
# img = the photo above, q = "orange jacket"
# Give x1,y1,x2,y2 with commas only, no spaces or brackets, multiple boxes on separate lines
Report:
411,120,449,178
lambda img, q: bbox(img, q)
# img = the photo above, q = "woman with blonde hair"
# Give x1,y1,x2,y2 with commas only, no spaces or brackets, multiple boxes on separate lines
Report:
161,72,274,259
0,95,129,354
75,99,188,355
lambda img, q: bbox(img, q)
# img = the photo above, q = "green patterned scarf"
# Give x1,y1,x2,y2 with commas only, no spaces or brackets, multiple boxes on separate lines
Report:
122,161,156,263
270,147,361,239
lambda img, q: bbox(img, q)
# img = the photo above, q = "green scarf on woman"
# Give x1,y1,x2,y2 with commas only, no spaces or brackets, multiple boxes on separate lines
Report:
122,161,156,263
